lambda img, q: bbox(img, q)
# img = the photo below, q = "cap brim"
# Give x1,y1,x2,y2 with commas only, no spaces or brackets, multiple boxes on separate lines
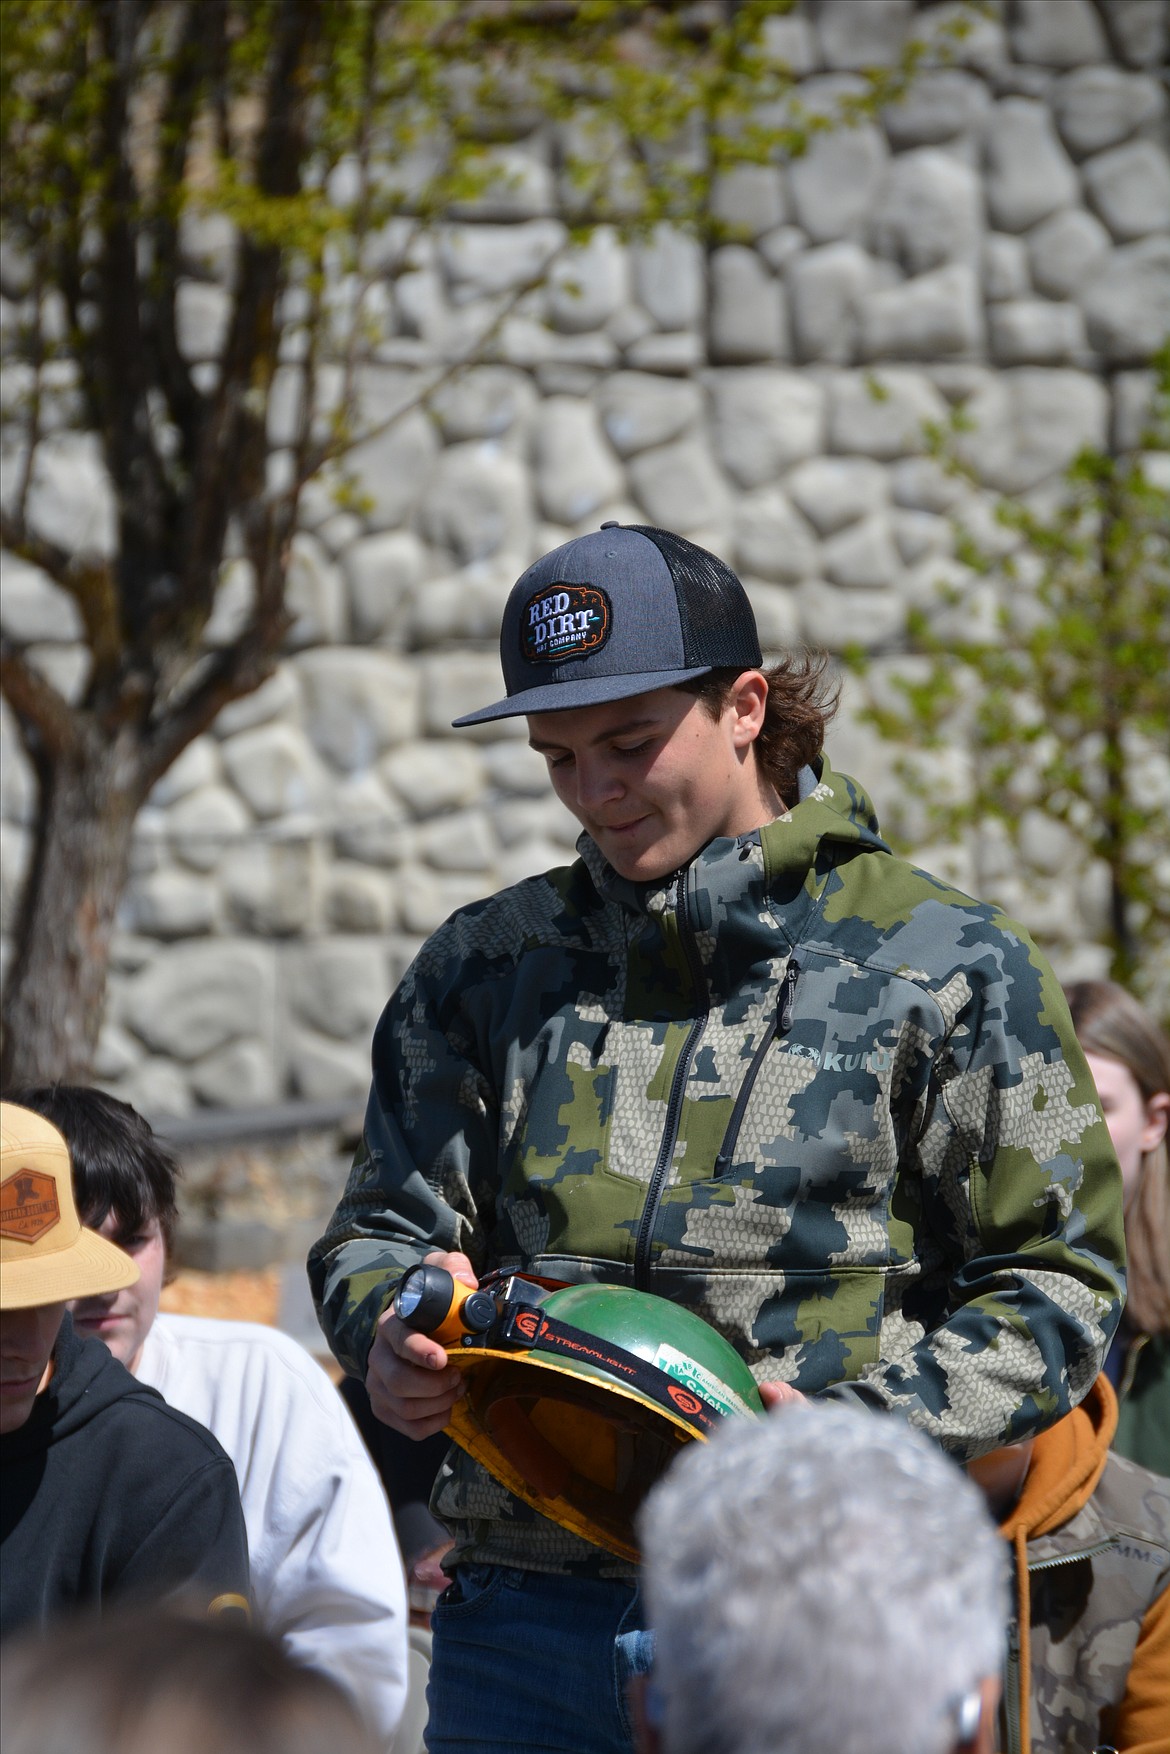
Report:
0,1228,139,1309
451,665,715,726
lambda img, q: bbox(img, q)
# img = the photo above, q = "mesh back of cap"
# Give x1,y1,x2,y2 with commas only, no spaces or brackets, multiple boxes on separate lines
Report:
627,526,762,668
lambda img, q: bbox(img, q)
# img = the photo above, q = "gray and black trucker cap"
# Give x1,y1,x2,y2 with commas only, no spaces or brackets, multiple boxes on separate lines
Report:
451,523,763,726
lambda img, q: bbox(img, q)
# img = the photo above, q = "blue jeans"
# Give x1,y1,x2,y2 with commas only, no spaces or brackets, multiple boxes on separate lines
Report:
425,1565,653,1753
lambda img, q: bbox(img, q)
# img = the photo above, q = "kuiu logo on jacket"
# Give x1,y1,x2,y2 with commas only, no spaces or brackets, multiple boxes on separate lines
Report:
776,1031,898,1075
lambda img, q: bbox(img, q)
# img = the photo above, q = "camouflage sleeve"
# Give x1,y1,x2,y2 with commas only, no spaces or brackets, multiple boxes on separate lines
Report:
822,936,1127,1459
307,945,500,1378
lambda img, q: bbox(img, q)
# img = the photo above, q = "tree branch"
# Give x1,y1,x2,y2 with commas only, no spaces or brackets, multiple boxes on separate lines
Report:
0,642,78,763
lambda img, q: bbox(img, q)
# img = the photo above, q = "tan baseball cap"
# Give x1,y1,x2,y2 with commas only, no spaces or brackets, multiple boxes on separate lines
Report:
0,1102,139,1309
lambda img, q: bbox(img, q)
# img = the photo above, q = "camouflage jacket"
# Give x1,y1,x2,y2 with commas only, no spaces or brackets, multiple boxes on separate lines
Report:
999,1380,1170,1754
310,758,1125,1575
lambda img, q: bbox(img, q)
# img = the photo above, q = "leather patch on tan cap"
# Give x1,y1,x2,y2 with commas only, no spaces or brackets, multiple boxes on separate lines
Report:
0,1168,62,1242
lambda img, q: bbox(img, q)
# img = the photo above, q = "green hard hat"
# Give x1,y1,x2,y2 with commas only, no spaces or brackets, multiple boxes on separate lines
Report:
446,1283,765,1562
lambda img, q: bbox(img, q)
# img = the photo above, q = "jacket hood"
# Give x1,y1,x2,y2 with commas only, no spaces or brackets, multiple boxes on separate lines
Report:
578,754,890,914
999,1376,1117,1754
1000,1374,1115,1543
0,1311,153,1461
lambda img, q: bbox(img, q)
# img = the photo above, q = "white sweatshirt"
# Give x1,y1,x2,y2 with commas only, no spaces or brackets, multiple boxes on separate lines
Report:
138,1313,408,1749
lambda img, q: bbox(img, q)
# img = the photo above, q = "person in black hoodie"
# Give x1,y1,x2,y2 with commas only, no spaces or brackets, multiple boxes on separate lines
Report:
1,1101,249,1635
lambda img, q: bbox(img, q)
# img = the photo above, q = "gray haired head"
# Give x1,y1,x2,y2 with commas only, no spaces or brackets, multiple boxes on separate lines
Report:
637,1403,1007,1754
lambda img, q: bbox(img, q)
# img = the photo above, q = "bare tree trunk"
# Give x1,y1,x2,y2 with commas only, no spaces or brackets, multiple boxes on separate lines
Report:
1,727,145,1087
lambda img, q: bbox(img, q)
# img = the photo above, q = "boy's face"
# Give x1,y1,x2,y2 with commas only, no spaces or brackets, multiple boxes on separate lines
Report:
527,675,772,882
0,1302,66,1434
70,1213,166,1374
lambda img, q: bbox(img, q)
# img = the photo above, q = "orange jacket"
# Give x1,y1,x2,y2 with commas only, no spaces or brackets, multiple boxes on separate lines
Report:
997,1376,1170,1754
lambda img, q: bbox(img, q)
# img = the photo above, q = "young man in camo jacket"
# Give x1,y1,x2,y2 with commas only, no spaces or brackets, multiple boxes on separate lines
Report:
310,525,1127,1754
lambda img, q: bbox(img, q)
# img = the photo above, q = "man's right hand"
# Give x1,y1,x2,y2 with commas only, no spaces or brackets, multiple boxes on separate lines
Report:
365,1249,477,1439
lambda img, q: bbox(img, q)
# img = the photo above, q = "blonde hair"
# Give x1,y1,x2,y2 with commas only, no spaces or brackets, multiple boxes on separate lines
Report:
1066,981,1170,1337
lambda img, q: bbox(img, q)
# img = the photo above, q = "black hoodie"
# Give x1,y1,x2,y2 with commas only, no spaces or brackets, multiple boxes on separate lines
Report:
1,1314,248,1635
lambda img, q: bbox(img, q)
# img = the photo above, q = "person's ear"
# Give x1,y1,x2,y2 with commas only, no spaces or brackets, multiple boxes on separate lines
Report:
1140,1090,1169,1156
626,1673,662,1754
728,670,768,749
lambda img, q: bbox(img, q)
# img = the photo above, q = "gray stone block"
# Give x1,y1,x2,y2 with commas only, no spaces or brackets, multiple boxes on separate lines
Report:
786,457,887,536
860,264,983,361
626,436,731,533
710,165,789,240
1079,235,1170,363
827,369,947,459
287,938,390,1041
222,841,318,937
438,219,565,298
757,225,808,274
983,234,1031,303
1027,209,1113,300
708,369,825,489
447,145,555,222
821,514,900,590
332,771,411,866
984,99,1079,232
324,863,395,934
1106,0,1168,68
882,71,993,148
419,443,532,565
346,406,440,532
1082,139,1170,242
147,737,220,808
534,398,624,524
125,869,217,940
955,368,1109,492
632,227,705,331
397,867,495,936
293,648,420,773
1112,371,1158,451
889,456,968,514
815,0,912,70
797,579,905,650
381,739,485,817
733,488,820,583
284,533,347,649
175,1218,285,1274
789,124,889,244
787,242,872,364
597,373,702,459
124,942,275,1062
203,558,255,650
417,808,495,874
343,528,426,643
176,280,230,361
20,431,117,559
189,1040,279,1110
622,333,705,374
213,668,303,740
988,300,1086,365
1052,66,1167,158
548,229,629,333
430,367,534,442
221,723,328,820
0,552,84,644
869,150,983,275
892,508,953,566
1009,0,1108,66
406,565,512,649
708,247,788,363
760,11,819,74
417,653,517,739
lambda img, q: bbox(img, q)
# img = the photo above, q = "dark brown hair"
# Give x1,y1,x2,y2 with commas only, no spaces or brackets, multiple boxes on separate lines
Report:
680,654,840,806
9,1084,181,1260
1065,981,1170,1337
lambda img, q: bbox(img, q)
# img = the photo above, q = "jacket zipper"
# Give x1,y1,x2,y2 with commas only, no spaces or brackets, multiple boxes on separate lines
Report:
633,876,708,1292
1002,1537,1118,1754
714,954,799,1176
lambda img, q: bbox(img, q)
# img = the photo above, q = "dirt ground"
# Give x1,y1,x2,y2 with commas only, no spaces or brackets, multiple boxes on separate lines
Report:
160,1267,282,1326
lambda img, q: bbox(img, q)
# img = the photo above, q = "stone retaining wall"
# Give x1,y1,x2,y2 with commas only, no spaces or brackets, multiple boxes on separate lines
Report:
2,0,1168,1120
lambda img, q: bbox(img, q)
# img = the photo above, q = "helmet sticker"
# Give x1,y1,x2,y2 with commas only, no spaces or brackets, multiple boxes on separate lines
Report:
652,1342,757,1422
520,584,611,665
